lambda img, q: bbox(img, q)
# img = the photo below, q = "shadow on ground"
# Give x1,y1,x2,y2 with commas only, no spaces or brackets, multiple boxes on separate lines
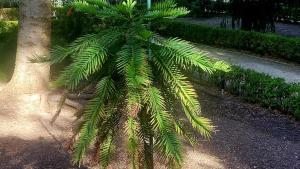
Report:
0,136,87,169
0,84,299,169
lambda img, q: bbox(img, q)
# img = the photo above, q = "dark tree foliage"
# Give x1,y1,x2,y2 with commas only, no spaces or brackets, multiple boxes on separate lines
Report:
231,0,278,32
176,0,230,17
231,0,300,31
276,0,300,24
0,0,19,8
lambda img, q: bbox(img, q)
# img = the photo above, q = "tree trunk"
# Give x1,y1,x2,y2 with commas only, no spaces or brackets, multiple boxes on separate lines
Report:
8,0,51,94
0,0,75,144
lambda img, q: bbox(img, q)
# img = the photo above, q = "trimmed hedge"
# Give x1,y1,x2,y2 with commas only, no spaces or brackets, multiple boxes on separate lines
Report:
206,66,300,119
156,20,300,63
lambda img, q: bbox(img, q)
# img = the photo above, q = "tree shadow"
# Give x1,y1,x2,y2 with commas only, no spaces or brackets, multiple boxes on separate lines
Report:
0,136,87,169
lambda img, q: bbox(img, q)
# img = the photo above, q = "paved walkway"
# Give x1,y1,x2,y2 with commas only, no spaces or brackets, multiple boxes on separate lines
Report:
196,44,300,83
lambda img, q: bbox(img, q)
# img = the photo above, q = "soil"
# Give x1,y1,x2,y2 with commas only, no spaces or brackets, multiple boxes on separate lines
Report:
0,84,299,169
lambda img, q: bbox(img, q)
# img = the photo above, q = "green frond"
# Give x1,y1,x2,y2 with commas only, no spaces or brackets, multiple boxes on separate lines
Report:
121,0,137,13
182,106,214,138
145,87,182,164
72,1,99,15
174,120,197,146
124,48,150,88
54,43,107,90
68,29,122,57
213,60,232,72
99,133,115,169
146,7,189,20
125,116,139,168
153,56,214,138
156,37,216,73
85,0,109,7
117,44,152,116
53,28,123,90
50,46,70,64
73,97,104,164
95,76,116,99
96,7,125,20
77,45,107,77
29,46,69,64
73,76,118,164
117,44,140,73
97,28,124,48
152,0,176,11
68,34,100,58
138,109,154,168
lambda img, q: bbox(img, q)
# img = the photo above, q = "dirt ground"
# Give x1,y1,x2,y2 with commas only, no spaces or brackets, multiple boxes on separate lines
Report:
0,84,299,169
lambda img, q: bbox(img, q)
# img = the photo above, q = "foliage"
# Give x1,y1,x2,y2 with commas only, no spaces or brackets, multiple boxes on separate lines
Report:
0,8,18,21
155,20,300,63
53,6,98,41
0,21,18,82
43,0,230,168
175,0,230,17
207,66,300,119
0,0,19,7
231,0,277,32
0,20,17,33
273,0,300,24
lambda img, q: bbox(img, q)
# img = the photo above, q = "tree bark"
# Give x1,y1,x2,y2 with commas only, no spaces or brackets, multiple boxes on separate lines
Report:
8,0,51,94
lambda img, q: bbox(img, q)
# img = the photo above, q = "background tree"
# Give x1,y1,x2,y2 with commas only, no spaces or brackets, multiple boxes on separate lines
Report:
231,0,277,32
5,0,51,96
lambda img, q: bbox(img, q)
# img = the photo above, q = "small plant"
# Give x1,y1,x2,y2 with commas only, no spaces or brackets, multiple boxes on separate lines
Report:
45,0,229,168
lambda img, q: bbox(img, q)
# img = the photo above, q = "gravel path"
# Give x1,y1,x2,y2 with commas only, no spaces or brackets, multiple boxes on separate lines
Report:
0,85,299,169
179,17,300,38
196,44,300,83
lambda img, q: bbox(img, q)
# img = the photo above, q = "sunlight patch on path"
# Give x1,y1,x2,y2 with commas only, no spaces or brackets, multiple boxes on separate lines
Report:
182,146,225,169
0,93,76,140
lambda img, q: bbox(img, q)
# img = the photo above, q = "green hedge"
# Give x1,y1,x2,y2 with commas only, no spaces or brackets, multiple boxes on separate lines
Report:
206,67,300,119
156,20,300,63
0,8,18,21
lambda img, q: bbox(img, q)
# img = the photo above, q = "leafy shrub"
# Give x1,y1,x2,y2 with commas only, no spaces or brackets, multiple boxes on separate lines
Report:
207,66,300,119
155,20,300,63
